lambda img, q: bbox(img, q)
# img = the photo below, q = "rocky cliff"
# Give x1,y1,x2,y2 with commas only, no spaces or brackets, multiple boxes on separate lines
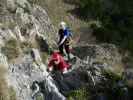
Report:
0,0,60,99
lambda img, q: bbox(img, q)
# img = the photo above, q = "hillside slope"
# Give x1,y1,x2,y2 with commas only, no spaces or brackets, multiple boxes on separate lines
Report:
33,0,96,45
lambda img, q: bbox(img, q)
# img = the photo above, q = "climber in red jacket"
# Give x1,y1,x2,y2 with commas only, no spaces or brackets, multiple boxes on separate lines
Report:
48,51,70,74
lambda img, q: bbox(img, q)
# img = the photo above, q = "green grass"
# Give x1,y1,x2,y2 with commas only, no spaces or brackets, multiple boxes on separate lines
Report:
9,87,16,100
40,52,48,64
102,69,123,82
67,87,91,100
20,41,33,54
1,39,20,61
36,94,44,100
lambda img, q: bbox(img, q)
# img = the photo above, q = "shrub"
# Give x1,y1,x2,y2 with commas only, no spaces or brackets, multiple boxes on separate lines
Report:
67,87,91,100
36,94,44,100
74,0,133,53
20,41,33,54
102,69,122,82
0,65,9,100
41,52,48,64
36,36,51,53
9,87,16,100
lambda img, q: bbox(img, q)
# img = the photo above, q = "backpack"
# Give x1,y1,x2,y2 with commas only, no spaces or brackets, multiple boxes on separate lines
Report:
66,27,73,38
65,27,73,45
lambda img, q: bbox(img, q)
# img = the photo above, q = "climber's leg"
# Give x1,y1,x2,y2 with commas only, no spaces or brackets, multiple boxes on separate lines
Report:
59,44,65,56
65,44,70,60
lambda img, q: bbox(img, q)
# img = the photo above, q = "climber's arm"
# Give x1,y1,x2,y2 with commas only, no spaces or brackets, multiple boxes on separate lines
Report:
59,29,68,46
48,60,54,72
58,36,67,46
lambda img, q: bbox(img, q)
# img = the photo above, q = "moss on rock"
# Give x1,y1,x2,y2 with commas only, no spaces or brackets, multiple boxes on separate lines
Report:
1,39,20,61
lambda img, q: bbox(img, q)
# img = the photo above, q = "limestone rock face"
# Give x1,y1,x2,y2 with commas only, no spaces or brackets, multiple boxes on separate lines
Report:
0,0,59,100
1,0,55,43
73,44,124,74
8,53,65,100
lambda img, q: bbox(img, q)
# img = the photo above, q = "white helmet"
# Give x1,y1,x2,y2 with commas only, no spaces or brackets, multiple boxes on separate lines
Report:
60,21,66,29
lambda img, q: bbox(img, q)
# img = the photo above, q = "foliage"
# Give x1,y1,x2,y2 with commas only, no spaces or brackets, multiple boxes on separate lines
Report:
0,65,16,100
36,36,52,54
102,69,123,83
36,94,44,100
99,69,130,100
41,52,48,64
1,39,20,60
78,0,103,18
0,65,9,100
67,87,91,100
20,41,33,54
9,87,16,100
74,0,133,53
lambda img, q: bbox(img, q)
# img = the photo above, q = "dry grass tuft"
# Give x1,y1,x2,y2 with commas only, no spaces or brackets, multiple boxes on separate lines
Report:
0,64,16,100
0,64,9,100
1,39,20,61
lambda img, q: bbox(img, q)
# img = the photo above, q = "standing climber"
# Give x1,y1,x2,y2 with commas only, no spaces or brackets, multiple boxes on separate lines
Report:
48,51,71,74
58,21,72,61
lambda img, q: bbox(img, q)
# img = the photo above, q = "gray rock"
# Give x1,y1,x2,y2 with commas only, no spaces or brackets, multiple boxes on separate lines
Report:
6,0,17,12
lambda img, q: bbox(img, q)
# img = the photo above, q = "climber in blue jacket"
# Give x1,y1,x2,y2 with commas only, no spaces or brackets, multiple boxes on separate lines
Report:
58,21,72,61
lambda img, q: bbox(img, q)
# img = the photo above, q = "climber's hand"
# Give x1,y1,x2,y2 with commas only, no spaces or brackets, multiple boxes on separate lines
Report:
58,42,62,46
47,67,53,72
62,68,68,74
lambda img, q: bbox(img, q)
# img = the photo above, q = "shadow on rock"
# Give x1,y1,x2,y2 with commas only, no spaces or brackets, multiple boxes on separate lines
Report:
72,46,96,59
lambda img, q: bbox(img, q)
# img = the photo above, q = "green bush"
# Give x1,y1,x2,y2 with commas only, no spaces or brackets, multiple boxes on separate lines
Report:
79,0,103,18
36,94,44,100
67,87,91,100
20,42,33,54
9,87,16,100
102,69,123,83
1,39,20,60
73,0,133,53
41,52,48,64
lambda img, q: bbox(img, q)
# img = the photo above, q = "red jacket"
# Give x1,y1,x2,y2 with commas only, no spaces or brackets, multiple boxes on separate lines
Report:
48,52,70,72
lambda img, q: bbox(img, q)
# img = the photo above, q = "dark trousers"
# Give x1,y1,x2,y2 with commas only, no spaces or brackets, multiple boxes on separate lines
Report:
59,43,70,60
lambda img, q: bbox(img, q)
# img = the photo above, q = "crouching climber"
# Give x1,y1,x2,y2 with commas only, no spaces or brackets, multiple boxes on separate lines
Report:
48,51,71,74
